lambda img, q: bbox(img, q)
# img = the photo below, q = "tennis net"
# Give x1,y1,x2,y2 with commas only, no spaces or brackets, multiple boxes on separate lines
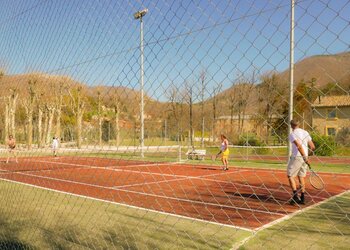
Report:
0,145,183,173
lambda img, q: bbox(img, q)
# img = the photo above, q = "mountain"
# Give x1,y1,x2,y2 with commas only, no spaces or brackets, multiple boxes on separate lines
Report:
279,51,350,89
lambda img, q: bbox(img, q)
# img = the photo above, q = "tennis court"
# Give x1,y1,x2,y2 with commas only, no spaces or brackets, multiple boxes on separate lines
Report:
1,156,349,230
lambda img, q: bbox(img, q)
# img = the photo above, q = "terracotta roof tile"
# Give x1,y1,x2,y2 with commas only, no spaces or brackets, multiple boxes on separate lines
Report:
312,95,350,107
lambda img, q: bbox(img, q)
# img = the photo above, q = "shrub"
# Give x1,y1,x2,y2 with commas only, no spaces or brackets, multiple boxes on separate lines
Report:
311,132,336,156
238,134,270,155
238,134,262,146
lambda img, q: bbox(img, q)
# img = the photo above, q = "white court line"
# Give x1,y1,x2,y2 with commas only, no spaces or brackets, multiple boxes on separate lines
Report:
31,161,337,216
3,159,348,234
17,157,350,177
3,159,324,203
0,177,253,232
26,162,302,205
5,160,343,233
106,162,180,168
24,160,293,198
0,168,285,216
2,159,328,204
232,190,350,249
30,159,253,189
254,189,350,231
3,159,332,214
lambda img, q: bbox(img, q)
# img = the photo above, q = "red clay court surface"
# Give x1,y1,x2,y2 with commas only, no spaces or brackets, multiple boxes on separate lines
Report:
0,156,349,230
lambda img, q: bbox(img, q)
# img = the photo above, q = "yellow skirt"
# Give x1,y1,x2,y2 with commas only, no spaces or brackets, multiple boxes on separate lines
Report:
222,149,229,159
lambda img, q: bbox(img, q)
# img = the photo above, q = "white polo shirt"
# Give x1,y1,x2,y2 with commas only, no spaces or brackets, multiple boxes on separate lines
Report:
52,139,59,149
289,128,312,157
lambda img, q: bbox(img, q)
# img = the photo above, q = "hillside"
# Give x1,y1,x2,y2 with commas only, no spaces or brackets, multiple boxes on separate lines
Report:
0,51,348,127
209,51,350,117
279,51,350,89
0,73,169,128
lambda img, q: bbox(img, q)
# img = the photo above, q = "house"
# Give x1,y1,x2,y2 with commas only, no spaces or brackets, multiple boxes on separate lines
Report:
312,95,350,136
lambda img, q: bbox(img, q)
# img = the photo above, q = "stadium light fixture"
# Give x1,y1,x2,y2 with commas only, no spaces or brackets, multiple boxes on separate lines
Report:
134,8,148,20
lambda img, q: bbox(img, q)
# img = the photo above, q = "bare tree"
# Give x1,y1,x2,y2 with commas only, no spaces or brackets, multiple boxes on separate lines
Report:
9,89,18,138
167,84,181,142
23,78,37,149
45,104,56,144
37,101,43,148
258,72,286,143
42,107,48,146
199,71,206,148
184,82,194,150
235,80,255,133
55,81,66,139
241,71,256,131
113,90,121,146
69,86,85,149
97,91,102,147
228,87,237,132
4,97,9,142
211,82,222,142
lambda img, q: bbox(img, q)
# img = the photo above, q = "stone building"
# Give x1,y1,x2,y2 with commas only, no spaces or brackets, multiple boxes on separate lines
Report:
312,95,350,136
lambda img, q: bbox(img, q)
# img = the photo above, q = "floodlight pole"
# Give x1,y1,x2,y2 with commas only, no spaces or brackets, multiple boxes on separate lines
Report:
288,0,295,158
134,9,148,158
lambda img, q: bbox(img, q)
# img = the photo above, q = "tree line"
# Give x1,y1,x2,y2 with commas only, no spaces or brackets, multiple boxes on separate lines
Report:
0,70,344,149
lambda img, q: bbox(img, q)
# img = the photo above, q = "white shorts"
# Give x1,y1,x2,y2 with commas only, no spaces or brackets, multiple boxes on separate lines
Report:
287,157,307,177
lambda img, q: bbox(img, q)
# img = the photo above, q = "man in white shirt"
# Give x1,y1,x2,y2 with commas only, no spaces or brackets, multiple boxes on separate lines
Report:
52,137,59,157
288,120,315,205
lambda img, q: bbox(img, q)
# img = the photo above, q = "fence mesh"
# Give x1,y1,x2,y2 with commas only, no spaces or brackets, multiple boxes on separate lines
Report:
0,0,349,249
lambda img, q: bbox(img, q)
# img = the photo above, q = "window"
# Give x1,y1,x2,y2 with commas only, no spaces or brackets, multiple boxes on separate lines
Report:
327,127,336,136
327,109,337,119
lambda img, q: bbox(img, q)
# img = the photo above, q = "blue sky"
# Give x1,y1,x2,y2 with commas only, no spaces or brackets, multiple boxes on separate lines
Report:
0,0,349,101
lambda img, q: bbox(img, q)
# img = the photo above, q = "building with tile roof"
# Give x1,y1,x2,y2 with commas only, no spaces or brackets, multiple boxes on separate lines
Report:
312,95,350,136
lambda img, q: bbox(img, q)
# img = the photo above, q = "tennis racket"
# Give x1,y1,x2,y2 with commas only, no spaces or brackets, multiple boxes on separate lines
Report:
306,163,324,190
211,151,222,161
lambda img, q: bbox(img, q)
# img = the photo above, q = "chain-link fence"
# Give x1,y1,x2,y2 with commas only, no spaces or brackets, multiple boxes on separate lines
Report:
0,0,349,249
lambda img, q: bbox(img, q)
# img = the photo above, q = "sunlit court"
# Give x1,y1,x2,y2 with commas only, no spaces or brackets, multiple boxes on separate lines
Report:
1,155,349,231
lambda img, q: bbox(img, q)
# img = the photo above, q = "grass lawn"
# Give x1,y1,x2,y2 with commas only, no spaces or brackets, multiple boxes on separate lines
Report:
238,192,350,250
0,180,250,249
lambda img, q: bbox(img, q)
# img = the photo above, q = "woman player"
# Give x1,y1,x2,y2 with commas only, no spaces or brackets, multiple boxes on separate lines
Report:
216,134,229,171
6,135,18,163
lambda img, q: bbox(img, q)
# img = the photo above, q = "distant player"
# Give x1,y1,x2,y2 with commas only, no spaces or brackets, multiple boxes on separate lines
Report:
52,137,59,157
288,119,315,205
216,134,229,171
6,135,18,163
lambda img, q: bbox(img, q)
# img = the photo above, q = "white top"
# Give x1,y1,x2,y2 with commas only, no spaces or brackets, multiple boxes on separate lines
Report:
289,128,312,157
52,138,59,149
220,139,228,151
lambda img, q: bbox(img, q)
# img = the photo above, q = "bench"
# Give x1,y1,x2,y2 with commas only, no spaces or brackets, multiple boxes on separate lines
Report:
186,149,207,160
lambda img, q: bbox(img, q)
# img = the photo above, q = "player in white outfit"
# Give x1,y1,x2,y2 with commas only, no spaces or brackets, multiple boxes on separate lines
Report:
287,120,315,205
52,137,59,157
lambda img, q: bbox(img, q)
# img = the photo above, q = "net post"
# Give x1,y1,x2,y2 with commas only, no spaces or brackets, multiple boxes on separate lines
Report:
178,144,182,162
